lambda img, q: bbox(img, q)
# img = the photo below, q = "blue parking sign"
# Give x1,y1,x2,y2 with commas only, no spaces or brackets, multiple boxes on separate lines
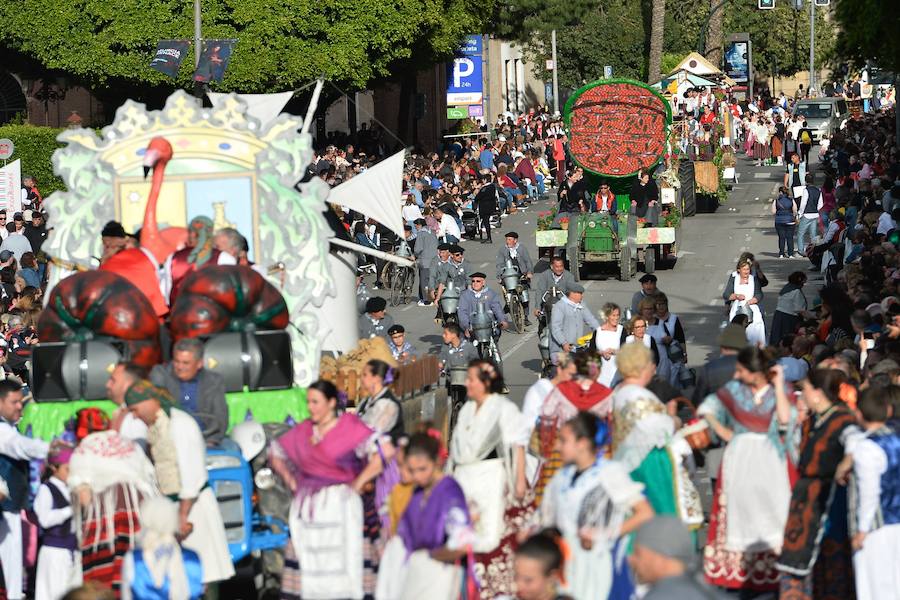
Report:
446,35,483,106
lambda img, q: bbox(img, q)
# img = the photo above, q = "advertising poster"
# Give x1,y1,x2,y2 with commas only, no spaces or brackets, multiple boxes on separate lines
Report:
724,41,750,83
193,39,236,83
149,40,191,78
0,159,22,214
446,35,484,106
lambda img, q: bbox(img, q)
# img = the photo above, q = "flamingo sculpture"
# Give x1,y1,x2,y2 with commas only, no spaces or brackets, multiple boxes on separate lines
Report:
140,136,188,264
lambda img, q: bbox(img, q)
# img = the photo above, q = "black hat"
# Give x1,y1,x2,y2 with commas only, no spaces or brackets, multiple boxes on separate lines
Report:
470,272,487,279
437,243,451,251
365,296,387,313
639,273,658,284
504,231,519,239
449,244,464,254
101,220,127,238
387,324,405,335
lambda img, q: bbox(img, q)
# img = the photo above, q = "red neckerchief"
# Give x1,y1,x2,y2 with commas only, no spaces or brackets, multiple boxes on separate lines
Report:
557,379,612,411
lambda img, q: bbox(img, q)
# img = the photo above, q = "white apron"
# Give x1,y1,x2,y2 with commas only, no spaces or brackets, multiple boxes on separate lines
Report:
721,433,791,552
594,326,622,387
729,274,766,346
453,458,507,553
376,537,462,600
182,487,236,584
853,523,900,600
289,484,364,599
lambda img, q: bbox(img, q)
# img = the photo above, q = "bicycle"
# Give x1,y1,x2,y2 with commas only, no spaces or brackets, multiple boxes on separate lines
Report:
390,262,417,306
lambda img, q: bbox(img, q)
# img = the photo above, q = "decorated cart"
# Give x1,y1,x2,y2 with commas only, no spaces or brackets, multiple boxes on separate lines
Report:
536,79,680,279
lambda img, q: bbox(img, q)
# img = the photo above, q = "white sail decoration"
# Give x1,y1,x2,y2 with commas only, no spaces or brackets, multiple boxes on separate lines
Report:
327,150,406,238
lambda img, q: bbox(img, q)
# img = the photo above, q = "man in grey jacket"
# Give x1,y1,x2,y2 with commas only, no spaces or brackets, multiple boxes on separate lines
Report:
550,281,599,357
150,338,229,446
413,218,438,306
496,231,534,326
532,255,575,317
457,272,508,337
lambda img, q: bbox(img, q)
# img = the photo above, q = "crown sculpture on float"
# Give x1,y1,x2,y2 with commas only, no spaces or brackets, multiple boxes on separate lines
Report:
41,91,334,387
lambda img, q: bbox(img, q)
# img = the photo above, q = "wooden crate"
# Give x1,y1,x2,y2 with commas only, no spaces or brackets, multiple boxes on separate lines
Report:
325,354,441,407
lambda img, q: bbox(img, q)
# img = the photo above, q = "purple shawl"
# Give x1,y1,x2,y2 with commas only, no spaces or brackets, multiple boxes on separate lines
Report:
277,413,374,501
397,476,469,552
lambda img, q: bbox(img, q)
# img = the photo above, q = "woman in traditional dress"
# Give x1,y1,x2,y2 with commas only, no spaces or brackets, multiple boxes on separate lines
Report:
270,379,388,600
358,359,404,545
448,359,531,598
538,412,653,599
700,346,795,593
68,430,159,598
624,315,660,369
609,343,702,530
654,293,687,389
529,354,611,505
777,369,859,600
591,303,624,387
723,258,766,346
376,431,476,600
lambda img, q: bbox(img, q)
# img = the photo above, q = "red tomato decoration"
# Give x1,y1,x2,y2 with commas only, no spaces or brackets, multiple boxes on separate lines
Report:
38,271,161,367
169,265,289,341
565,80,671,177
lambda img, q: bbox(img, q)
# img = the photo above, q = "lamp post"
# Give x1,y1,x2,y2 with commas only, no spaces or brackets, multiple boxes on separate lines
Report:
551,30,559,115
193,0,204,99
808,0,815,94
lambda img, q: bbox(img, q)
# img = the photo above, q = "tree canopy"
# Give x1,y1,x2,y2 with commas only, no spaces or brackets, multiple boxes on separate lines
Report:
832,0,900,73
0,0,489,91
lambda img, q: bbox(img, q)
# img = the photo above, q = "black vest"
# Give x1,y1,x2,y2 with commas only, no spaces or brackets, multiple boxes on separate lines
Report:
0,454,31,511
804,186,821,214
357,389,405,443
39,480,77,550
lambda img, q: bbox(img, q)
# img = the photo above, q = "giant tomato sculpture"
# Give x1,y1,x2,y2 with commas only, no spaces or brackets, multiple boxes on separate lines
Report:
169,265,289,340
37,271,162,367
564,80,671,178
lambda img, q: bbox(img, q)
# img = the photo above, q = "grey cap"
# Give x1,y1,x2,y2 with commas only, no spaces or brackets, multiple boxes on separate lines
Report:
871,359,900,376
566,282,585,294
633,515,696,567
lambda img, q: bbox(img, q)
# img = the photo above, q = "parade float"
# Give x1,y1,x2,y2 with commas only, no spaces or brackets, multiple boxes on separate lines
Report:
536,78,680,279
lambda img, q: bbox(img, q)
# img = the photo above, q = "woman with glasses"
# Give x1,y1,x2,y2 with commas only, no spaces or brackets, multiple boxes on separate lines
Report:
623,315,660,368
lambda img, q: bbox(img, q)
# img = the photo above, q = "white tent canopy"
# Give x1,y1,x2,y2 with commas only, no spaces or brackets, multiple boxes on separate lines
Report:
327,150,406,238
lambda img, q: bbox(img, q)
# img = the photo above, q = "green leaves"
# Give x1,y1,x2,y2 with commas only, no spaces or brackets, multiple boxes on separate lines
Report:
0,0,490,91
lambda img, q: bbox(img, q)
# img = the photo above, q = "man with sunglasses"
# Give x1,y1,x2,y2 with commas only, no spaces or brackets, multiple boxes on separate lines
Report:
457,272,508,340
0,211,7,241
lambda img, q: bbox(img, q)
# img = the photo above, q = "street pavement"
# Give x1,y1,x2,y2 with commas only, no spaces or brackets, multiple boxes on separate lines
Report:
365,153,804,407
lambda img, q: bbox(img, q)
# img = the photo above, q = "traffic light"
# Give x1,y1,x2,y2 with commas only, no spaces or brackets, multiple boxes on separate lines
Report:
814,0,830,5
758,0,775,9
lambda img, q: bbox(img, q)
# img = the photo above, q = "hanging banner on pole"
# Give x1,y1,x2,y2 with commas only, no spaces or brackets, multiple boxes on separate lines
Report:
0,159,22,214
149,40,191,78
193,39,237,83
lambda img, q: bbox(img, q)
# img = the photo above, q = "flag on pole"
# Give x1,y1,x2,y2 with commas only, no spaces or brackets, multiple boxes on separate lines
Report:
327,150,406,238
149,40,191,78
193,40,236,83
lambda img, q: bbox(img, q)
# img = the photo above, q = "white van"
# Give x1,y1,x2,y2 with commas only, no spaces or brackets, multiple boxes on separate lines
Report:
793,98,850,142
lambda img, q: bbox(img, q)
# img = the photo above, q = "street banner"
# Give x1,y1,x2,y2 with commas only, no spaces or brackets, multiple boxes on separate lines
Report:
149,40,191,78
0,159,22,214
446,35,484,106
194,39,236,83
208,91,294,126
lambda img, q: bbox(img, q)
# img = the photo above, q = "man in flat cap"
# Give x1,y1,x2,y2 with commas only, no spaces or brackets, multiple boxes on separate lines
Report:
549,280,599,358
125,380,235,589
629,516,727,599
495,231,534,326
359,296,394,339
458,272,508,339
386,324,419,363
631,273,662,314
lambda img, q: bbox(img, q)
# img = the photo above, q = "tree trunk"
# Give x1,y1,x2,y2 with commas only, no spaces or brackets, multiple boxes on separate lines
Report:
705,0,724,68
647,0,665,83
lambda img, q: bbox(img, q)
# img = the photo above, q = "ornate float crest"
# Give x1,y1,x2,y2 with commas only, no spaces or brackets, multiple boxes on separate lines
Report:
43,91,334,384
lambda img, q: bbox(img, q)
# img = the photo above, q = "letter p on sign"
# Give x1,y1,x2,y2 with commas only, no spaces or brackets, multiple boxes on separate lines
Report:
454,58,474,88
